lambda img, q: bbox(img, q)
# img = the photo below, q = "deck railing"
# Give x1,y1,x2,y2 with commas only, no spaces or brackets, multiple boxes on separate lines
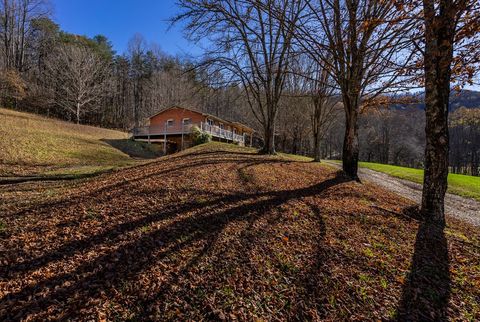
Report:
132,122,245,144
200,122,245,143
132,123,193,136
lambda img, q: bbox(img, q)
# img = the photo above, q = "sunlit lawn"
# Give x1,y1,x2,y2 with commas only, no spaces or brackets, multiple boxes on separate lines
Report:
358,161,480,201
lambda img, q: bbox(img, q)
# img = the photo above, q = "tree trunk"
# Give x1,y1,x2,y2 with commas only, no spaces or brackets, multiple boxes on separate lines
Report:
422,84,449,223
342,105,360,180
313,131,321,162
261,121,276,154
421,0,455,224
76,102,81,124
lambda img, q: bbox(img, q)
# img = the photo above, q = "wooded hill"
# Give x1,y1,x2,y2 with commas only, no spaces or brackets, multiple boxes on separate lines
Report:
392,90,480,111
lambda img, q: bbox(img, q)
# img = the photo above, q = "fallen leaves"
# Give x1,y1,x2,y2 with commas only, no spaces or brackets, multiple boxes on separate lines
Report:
0,143,479,320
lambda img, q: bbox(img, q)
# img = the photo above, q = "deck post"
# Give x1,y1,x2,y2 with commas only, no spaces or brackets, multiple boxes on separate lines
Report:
163,121,167,154
249,133,253,147
181,122,184,151
148,133,151,144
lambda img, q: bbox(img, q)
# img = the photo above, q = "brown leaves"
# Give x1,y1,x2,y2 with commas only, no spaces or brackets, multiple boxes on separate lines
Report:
0,143,479,320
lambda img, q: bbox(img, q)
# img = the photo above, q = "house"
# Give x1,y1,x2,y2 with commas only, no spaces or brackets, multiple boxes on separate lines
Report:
131,106,254,151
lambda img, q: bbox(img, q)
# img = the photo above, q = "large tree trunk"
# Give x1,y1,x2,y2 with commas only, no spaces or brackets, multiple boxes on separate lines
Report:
261,121,276,154
421,0,455,224
343,117,359,179
422,82,450,223
342,95,360,180
313,131,321,162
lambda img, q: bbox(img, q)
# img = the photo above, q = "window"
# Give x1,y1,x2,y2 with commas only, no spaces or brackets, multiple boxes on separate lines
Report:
166,119,174,127
219,123,224,130
207,119,213,126
182,118,191,125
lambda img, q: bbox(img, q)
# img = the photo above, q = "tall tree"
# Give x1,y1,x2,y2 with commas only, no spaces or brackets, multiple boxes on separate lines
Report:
46,43,108,124
296,0,414,179
127,34,151,127
174,0,304,154
0,0,50,71
419,0,480,222
306,61,339,162
286,55,339,161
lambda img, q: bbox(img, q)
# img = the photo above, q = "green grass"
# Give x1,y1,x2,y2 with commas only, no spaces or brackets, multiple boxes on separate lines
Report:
0,108,162,177
358,161,480,201
277,152,313,162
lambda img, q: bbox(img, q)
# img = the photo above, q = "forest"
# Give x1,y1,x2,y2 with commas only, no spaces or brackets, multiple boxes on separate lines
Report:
1,0,479,177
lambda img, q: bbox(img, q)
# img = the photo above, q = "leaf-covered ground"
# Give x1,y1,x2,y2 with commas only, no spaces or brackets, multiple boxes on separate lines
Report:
0,143,479,321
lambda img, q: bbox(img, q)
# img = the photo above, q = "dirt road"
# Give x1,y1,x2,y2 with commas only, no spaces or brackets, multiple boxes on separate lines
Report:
325,161,480,226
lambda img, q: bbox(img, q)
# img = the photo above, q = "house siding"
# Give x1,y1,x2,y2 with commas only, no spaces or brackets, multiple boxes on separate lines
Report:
149,107,205,128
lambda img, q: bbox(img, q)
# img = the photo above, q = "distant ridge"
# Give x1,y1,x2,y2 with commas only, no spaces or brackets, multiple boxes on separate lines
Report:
391,90,480,111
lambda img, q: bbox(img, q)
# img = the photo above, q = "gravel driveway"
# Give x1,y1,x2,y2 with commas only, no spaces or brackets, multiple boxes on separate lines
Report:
326,162,480,227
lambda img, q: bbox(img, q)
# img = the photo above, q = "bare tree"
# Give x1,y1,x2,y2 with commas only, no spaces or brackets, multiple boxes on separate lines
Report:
306,62,339,162
295,0,414,179
174,0,304,154
418,0,480,222
127,34,151,128
0,0,51,71
46,44,108,124
450,107,480,176
285,55,340,161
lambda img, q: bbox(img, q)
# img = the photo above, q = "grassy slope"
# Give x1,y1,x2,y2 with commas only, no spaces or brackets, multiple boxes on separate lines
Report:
0,142,478,320
0,108,162,176
358,161,480,201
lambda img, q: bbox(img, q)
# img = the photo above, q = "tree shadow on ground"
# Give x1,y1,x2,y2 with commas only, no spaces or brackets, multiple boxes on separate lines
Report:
395,206,451,321
0,169,350,320
5,155,300,222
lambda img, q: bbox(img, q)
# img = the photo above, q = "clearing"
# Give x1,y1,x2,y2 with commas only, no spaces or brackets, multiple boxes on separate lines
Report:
0,108,162,179
0,142,478,321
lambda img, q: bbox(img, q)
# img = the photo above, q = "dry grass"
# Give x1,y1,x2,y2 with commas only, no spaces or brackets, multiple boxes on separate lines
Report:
0,108,161,176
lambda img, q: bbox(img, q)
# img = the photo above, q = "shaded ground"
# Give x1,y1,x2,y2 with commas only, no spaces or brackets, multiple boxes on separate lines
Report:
1,143,479,321
325,161,480,227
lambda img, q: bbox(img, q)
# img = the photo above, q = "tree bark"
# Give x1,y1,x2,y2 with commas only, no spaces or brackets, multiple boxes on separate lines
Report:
421,0,455,224
343,114,360,180
313,131,321,162
342,95,360,180
261,120,276,154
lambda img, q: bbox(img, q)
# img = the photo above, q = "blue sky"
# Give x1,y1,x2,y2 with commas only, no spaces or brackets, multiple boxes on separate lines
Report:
51,0,201,57
51,1,478,92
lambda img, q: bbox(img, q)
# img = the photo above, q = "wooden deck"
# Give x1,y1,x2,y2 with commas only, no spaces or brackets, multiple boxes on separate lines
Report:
132,122,246,144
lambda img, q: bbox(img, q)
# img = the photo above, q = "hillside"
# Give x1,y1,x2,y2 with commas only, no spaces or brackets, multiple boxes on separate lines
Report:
0,143,478,321
393,89,480,111
0,108,162,177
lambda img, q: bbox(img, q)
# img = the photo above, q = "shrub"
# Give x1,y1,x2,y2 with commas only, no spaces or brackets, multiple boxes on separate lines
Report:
191,126,212,145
